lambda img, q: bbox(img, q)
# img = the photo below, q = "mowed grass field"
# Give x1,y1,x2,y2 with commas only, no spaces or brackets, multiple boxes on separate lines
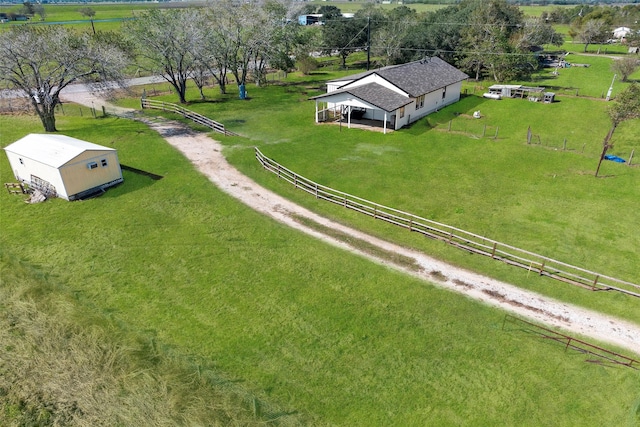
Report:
2,111,640,426
122,55,639,326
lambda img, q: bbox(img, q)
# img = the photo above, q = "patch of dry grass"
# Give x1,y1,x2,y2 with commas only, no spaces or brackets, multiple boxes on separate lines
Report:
0,252,308,426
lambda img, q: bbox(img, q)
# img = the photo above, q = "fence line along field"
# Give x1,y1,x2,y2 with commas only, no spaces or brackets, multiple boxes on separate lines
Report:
254,147,640,298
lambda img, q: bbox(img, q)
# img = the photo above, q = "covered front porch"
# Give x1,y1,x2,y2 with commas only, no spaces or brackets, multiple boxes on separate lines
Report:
313,101,396,134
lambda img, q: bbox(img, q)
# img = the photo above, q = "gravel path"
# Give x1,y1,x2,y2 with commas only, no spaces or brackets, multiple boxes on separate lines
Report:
62,91,640,357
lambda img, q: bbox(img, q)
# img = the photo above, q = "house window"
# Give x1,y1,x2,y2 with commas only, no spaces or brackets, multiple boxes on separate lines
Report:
416,95,425,110
399,106,405,118
87,162,98,170
442,87,447,100
101,159,108,167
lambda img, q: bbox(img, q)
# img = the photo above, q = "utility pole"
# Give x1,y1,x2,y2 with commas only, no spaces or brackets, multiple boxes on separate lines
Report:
606,73,616,101
366,16,371,71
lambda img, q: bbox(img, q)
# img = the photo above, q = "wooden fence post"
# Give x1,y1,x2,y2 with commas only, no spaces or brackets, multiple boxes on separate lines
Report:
482,124,486,137
494,127,499,140
629,149,635,166
563,138,567,151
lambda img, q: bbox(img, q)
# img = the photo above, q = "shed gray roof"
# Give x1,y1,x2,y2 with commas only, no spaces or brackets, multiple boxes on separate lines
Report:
310,82,413,112
330,57,469,98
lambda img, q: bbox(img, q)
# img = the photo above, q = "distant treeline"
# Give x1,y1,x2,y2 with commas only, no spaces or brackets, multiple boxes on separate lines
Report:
401,0,640,4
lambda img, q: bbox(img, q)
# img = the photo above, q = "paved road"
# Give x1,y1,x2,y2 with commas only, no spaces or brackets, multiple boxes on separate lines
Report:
1,75,165,100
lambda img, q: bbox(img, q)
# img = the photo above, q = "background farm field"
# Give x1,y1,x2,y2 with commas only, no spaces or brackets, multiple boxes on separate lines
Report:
1,113,640,426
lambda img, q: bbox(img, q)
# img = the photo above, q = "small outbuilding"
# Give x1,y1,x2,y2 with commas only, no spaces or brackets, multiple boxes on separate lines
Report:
613,27,632,40
4,133,123,201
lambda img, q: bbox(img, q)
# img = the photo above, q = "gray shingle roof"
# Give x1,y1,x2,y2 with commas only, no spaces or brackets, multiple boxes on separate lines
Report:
330,57,469,98
310,83,413,112
370,57,469,97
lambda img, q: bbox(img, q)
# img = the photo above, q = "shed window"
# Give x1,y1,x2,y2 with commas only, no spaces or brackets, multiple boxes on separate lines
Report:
416,95,425,110
399,106,405,118
101,159,108,167
87,162,98,170
442,87,447,100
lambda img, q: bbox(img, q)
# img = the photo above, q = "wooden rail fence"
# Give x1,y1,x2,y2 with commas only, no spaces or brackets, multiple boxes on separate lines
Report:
141,98,237,136
503,315,639,369
255,147,640,298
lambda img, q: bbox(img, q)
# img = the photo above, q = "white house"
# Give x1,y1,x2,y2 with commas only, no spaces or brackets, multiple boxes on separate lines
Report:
311,57,469,133
4,134,123,201
613,27,632,40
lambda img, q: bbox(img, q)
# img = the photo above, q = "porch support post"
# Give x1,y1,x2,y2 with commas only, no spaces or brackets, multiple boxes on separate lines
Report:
384,111,387,134
348,105,352,128
315,101,319,123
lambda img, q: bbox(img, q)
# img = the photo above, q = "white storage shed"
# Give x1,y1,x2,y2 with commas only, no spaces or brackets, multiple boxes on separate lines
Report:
4,134,123,200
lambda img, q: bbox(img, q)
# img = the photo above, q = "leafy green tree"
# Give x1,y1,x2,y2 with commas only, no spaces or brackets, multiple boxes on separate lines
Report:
400,2,469,65
459,0,525,81
0,25,129,132
608,82,640,126
372,6,417,66
322,15,368,69
318,5,341,22
20,1,35,16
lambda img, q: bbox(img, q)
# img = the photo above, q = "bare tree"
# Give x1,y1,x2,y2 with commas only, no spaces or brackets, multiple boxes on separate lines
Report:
514,17,564,51
192,3,238,95
78,7,96,35
572,19,608,53
595,83,640,176
33,3,46,21
0,25,129,132
124,9,203,104
216,0,258,87
611,57,640,82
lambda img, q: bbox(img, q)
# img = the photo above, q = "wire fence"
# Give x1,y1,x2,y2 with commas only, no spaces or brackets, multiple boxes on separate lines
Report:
503,315,639,370
255,147,640,298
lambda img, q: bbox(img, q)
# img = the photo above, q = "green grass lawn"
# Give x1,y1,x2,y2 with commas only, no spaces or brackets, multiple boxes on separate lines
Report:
119,63,640,326
528,53,634,99
2,111,640,426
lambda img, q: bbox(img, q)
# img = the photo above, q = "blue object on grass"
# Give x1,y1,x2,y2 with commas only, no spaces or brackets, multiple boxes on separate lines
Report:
604,154,626,163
